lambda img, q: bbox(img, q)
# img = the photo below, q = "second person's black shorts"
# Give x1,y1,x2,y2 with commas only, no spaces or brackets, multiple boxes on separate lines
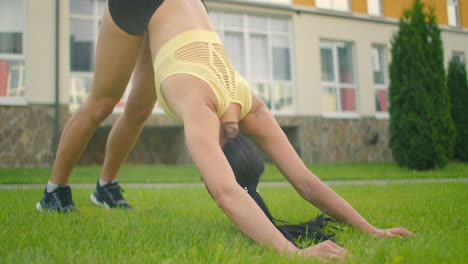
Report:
108,0,208,36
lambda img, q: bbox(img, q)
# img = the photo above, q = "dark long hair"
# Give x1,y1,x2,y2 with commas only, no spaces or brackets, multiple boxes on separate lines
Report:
221,127,337,247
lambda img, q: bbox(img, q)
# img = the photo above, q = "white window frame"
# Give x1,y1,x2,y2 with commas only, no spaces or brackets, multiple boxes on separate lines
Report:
211,10,296,115
372,45,389,119
0,0,27,106
69,0,102,112
69,0,154,113
367,0,383,17
452,51,465,64
447,0,460,27
316,0,351,12
320,40,359,118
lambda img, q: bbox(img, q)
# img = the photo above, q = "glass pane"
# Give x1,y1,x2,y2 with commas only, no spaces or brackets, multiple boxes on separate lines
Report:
273,84,293,112
321,86,337,112
252,82,271,109
0,33,22,54
223,13,243,28
452,52,465,64
69,74,93,111
270,18,289,33
224,32,245,76
320,47,334,82
250,34,269,80
70,19,94,72
0,0,25,31
316,0,332,9
372,47,386,84
368,0,381,16
0,60,25,97
375,89,388,112
70,0,94,15
340,87,356,111
447,5,457,27
337,43,354,83
209,12,221,27
0,0,24,54
272,36,291,81
249,15,268,31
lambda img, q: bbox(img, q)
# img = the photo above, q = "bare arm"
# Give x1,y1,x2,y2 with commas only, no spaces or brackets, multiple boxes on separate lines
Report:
241,97,412,237
182,104,298,254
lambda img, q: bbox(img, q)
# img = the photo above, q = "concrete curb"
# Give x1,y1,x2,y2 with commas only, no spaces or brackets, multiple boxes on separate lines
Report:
0,178,466,190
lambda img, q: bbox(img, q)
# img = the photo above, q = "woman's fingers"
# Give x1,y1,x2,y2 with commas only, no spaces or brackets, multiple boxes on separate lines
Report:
298,240,349,262
387,227,413,236
373,227,413,237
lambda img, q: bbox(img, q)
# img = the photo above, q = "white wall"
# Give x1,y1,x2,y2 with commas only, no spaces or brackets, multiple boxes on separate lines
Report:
25,0,69,104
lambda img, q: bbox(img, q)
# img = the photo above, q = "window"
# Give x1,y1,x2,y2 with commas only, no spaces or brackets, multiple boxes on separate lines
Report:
452,51,465,64
447,0,460,27
320,41,357,113
210,11,295,113
316,0,350,12
69,0,107,111
367,0,382,16
0,0,26,101
371,46,389,114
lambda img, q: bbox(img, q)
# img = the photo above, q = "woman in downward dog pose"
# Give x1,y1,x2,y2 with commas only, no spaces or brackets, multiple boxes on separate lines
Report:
37,0,412,261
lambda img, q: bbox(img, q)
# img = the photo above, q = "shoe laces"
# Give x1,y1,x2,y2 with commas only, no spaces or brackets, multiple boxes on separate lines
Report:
106,182,125,203
53,186,74,209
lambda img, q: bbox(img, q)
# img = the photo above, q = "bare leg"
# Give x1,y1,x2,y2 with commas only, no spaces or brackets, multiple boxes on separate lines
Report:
100,34,157,182
50,6,143,185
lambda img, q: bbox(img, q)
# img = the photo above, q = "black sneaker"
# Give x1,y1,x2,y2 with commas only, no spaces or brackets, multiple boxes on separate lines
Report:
36,185,77,213
90,180,132,209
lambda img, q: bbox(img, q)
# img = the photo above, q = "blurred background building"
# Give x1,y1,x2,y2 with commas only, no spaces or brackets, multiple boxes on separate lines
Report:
0,0,467,167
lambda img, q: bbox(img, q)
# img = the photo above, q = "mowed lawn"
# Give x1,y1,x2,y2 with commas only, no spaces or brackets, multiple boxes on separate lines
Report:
0,163,466,264
0,162,466,184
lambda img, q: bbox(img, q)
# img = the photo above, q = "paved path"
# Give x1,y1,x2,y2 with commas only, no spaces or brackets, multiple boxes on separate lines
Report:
0,178,465,190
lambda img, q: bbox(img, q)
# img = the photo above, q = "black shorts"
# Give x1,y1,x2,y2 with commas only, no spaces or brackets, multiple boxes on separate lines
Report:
108,0,208,36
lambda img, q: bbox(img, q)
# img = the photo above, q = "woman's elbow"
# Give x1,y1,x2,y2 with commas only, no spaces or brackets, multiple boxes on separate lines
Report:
210,184,239,210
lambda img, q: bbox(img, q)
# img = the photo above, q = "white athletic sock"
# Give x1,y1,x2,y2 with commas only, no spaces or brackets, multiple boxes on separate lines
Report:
99,179,118,186
46,180,67,193
99,179,109,187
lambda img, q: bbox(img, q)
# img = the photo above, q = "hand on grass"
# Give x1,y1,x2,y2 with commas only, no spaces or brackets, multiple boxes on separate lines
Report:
370,227,413,238
297,240,349,262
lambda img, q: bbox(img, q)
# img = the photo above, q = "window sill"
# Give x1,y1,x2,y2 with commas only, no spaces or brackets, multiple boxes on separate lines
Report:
322,112,360,119
272,111,296,117
0,97,28,106
375,112,389,120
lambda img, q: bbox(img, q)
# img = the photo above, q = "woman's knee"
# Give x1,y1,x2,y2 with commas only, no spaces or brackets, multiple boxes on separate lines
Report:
123,102,156,124
83,96,121,123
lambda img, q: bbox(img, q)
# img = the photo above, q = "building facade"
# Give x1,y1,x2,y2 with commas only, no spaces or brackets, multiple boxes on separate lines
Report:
0,0,467,167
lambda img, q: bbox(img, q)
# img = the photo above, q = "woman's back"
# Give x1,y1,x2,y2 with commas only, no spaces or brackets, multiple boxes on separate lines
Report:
148,0,215,59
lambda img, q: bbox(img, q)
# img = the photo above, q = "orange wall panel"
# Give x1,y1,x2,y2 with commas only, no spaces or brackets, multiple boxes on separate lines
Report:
383,0,413,19
383,0,448,24
424,0,448,25
294,0,315,7
460,0,468,28
352,0,368,14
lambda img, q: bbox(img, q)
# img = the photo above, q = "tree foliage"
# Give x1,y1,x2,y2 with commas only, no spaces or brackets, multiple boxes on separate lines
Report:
447,59,468,161
389,0,455,170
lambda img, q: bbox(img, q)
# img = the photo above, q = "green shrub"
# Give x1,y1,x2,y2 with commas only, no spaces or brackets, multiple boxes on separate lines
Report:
447,59,468,161
389,0,455,170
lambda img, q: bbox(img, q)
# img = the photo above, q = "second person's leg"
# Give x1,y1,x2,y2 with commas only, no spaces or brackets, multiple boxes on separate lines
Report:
37,5,145,212
50,6,143,185
101,34,157,182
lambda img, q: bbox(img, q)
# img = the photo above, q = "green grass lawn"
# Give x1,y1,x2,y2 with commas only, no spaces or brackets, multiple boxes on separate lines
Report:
0,182,466,263
0,162,466,184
